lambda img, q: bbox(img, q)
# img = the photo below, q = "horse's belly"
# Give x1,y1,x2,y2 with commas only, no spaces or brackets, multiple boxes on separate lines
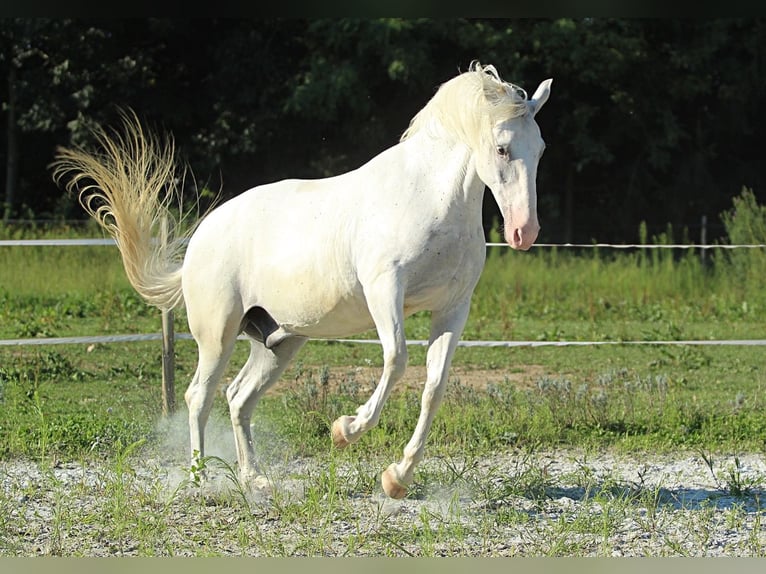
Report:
277,300,376,338
267,280,468,340
291,309,376,338
260,281,375,339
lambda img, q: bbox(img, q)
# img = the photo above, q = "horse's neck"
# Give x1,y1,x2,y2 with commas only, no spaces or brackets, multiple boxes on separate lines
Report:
398,133,485,215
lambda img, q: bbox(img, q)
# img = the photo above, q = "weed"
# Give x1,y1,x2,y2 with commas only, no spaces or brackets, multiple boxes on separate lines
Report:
697,449,762,497
185,450,208,488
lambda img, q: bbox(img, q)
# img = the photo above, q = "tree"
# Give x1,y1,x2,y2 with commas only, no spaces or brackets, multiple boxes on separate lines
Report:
1,18,764,244
1,19,174,219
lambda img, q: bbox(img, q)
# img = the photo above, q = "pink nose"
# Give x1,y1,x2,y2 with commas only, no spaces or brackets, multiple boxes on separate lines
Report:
507,221,540,251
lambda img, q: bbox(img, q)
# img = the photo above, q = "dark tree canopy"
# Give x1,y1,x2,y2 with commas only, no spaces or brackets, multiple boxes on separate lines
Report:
1,18,764,243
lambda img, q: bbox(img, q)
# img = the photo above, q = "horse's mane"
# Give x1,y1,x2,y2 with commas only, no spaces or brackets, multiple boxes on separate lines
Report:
400,61,529,149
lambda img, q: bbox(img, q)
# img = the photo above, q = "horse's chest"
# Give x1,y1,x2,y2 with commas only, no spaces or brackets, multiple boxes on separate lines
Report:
400,233,485,308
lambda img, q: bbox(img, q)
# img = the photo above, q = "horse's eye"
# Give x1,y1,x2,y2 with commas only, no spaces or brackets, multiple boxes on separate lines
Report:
496,146,509,158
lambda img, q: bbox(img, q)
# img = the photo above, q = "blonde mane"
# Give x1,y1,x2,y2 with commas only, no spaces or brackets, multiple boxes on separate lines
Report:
400,62,529,150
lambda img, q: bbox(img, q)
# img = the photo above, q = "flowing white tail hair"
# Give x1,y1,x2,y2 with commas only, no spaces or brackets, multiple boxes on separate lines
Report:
50,110,200,311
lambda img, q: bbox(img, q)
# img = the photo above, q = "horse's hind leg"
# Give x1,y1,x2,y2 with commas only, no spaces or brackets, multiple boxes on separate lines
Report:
184,330,238,476
226,336,307,487
380,300,471,499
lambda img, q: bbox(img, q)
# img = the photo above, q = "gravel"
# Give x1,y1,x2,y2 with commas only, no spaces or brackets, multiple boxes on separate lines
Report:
2,447,765,556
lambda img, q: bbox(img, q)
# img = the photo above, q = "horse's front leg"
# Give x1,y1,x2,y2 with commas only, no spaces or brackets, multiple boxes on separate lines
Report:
331,271,407,448
380,299,471,499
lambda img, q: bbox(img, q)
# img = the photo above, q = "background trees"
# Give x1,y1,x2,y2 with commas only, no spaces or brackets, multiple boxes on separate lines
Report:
1,17,763,243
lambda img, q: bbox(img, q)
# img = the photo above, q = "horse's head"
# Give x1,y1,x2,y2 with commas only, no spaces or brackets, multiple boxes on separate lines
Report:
400,63,552,250
475,77,552,251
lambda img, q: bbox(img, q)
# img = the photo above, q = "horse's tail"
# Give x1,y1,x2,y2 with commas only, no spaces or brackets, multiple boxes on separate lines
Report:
51,111,197,311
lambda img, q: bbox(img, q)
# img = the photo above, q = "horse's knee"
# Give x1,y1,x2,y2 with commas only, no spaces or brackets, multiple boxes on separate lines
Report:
386,348,408,380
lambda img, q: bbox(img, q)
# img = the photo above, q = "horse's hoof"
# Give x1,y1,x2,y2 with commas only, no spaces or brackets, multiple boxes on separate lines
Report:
381,464,407,499
252,474,271,492
331,415,355,448
239,470,271,492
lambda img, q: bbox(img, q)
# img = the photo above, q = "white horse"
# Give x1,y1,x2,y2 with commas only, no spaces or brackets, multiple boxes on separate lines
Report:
52,62,552,499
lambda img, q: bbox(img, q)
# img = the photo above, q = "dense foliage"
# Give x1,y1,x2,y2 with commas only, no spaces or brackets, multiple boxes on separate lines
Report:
1,18,764,243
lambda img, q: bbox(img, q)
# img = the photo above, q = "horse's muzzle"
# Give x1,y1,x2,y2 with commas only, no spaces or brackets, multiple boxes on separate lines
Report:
507,220,540,251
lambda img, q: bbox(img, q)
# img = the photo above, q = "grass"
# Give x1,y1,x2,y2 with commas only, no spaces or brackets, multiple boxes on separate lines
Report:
1,193,765,555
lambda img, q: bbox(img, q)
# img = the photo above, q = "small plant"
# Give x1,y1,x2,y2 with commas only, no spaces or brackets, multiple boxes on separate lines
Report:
207,455,254,512
31,390,50,465
697,449,761,497
186,450,208,488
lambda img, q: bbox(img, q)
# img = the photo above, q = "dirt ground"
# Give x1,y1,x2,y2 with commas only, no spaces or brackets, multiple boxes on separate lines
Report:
262,363,548,399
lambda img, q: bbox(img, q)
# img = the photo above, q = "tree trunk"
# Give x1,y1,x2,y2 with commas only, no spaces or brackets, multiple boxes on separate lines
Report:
4,63,18,222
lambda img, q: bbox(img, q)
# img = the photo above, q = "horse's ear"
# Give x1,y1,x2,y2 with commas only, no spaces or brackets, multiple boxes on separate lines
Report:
529,78,553,117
